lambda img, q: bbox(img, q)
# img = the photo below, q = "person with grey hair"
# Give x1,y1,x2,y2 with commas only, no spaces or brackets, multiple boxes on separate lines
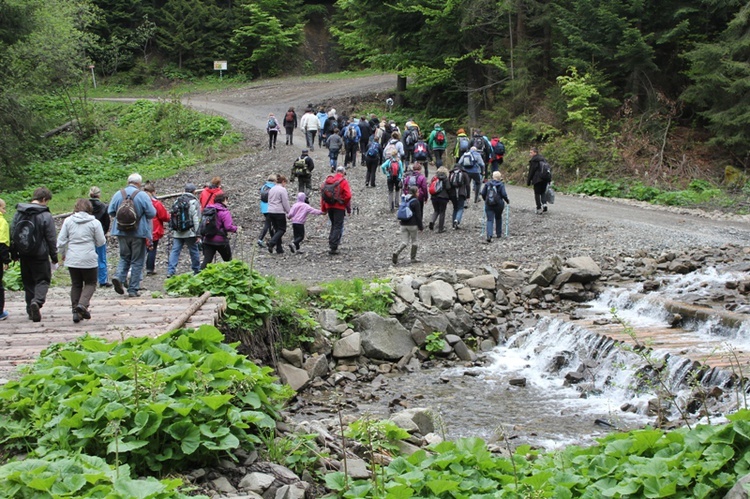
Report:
88,186,111,287
167,183,202,276
107,173,156,297
391,184,423,265
480,170,511,242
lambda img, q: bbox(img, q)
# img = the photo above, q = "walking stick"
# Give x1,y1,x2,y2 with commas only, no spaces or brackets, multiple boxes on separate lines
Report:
504,205,510,237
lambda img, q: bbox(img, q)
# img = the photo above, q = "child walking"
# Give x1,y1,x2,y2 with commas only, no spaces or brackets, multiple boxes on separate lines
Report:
287,192,324,253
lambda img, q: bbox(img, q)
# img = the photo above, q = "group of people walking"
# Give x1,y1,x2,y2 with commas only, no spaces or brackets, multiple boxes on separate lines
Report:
0,174,240,323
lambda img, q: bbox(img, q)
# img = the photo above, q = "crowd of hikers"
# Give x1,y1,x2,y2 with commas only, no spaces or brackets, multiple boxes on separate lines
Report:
0,106,553,323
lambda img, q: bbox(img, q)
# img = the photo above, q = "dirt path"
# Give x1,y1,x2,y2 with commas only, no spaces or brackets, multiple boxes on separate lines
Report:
116,73,750,285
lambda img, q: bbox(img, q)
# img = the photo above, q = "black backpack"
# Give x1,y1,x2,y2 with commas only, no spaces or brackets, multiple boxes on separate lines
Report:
260,184,271,203
539,160,552,182
198,206,224,237
473,136,485,152
449,169,464,188
11,211,41,256
404,129,418,147
170,194,194,232
486,184,500,206
115,189,140,232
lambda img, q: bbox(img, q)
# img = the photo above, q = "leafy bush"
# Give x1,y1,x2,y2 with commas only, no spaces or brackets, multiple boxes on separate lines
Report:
315,278,393,322
0,454,205,499
0,325,292,474
165,260,274,329
569,177,623,197
328,410,750,497
345,418,410,456
628,182,661,201
425,332,447,355
2,262,22,291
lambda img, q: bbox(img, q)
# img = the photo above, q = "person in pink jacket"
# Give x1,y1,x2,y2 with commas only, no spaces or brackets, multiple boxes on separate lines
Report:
201,193,238,268
287,192,323,253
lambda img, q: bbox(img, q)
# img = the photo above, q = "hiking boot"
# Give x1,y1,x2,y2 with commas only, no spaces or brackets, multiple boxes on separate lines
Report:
29,302,41,322
146,270,157,276
257,239,266,248
392,252,399,265
75,304,91,320
73,309,80,323
429,222,434,231
99,282,113,288
328,248,339,255
536,208,543,214
543,204,548,212
128,291,141,298
486,238,492,243
0,311,8,321
410,245,420,263
268,245,274,254
288,243,296,254
112,278,125,295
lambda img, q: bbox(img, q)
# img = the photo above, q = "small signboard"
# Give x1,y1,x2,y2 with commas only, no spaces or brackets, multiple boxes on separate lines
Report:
213,61,227,71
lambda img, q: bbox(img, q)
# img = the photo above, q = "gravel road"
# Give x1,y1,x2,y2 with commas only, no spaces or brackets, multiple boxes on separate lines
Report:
134,73,750,284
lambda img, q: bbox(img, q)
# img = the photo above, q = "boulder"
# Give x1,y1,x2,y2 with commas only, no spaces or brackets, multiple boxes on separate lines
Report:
211,476,237,494
419,280,457,309
395,279,416,303
354,312,417,361
239,472,275,493
497,270,527,290
465,274,496,290
415,312,453,336
309,329,332,356
565,256,602,283
445,305,473,337
344,458,370,479
319,309,347,333
456,286,475,303
410,320,430,347
528,258,562,286
332,333,362,358
390,407,436,435
303,354,329,379
429,269,458,284
275,483,308,499
281,348,303,368
559,282,588,302
276,363,310,392
452,339,475,362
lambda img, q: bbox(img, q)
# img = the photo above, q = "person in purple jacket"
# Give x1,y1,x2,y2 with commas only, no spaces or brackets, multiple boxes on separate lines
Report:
200,193,238,269
287,192,324,254
401,162,428,224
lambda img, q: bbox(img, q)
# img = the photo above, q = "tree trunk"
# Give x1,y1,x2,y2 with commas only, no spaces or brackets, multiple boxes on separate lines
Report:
396,75,407,106
467,69,481,127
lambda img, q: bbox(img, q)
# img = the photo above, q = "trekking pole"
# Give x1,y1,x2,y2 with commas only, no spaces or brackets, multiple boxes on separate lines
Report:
504,205,510,237
480,208,487,239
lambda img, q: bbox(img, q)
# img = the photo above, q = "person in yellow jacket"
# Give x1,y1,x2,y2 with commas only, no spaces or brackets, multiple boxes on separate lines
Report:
0,198,10,320
453,128,470,162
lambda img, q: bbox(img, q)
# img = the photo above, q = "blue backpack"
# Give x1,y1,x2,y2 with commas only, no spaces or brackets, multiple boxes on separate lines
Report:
366,141,381,158
396,195,414,221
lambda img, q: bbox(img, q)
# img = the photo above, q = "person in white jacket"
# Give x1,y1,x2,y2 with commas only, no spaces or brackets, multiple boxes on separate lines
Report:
57,198,106,323
299,108,320,151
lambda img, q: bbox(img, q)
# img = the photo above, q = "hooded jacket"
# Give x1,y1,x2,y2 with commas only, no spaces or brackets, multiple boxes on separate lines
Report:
11,203,58,262
428,126,447,151
320,173,352,213
267,184,291,214
528,153,548,185
150,196,170,242
203,202,237,245
448,168,470,198
199,186,223,209
430,170,452,200
288,192,323,224
90,198,110,234
402,171,428,203
481,180,511,207
381,157,404,181
57,211,106,269
260,181,275,214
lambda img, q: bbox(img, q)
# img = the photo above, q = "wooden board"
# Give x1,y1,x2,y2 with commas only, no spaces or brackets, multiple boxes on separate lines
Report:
0,294,226,382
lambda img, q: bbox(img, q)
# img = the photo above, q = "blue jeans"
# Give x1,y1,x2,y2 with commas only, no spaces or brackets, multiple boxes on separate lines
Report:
95,244,108,284
485,203,505,238
116,236,146,294
329,149,339,169
168,237,201,276
451,196,466,225
146,238,161,272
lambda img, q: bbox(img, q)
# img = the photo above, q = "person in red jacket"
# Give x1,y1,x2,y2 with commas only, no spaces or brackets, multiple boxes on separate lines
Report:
320,166,352,255
143,182,171,276
199,177,223,209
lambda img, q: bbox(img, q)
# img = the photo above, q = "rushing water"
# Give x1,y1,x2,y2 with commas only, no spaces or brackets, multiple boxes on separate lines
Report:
297,267,750,450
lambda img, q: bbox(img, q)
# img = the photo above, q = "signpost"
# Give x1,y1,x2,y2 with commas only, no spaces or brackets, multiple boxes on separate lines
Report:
213,60,227,80
89,65,96,89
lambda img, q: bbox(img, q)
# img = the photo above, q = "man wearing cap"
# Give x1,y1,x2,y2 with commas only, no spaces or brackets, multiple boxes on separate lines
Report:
88,186,111,287
107,173,156,297
320,166,352,255
292,149,315,196
167,183,202,278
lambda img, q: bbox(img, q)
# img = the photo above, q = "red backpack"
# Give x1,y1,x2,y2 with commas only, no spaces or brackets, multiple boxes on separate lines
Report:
428,175,443,196
388,159,400,179
321,176,344,204
285,110,295,123
435,130,446,146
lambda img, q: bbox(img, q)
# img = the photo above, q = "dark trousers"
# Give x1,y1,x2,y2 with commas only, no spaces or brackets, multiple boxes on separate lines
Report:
268,213,287,253
327,209,346,250
345,142,358,166
485,203,506,238
69,267,97,308
365,159,379,186
20,257,51,310
0,262,5,313
467,172,482,201
285,126,294,145
202,243,232,269
433,149,444,168
259,213,275,241
268,131,278,149
297,176,312,196
431,197,449,231
146,238,161,272
292,223,305,249
534,181,549,210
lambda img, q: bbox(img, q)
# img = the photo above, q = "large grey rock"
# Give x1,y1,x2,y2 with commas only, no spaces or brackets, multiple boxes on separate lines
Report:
419,280,457,309
332,333,362,358
345,458,371,479
452,339,475,361
211,476,237,494
281,348,303,368
309,329,332,356
724,473,750,498
411,320,430,347
456,286,475,303
497,270,527,290
390,407,436,435
395,279,416,303
354,312,416,360
415,313,452,336
559,282,588,302
274,483,308,499
318,309,347,333
447,303,473,336
565,256,602,283
465,274,496,290
529,258,561,286
303,353,329,379
429,269,458,284
239,472,276,493
276,363,310,392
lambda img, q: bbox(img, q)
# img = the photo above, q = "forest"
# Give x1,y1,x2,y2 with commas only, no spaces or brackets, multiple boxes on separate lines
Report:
0,0,748,199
